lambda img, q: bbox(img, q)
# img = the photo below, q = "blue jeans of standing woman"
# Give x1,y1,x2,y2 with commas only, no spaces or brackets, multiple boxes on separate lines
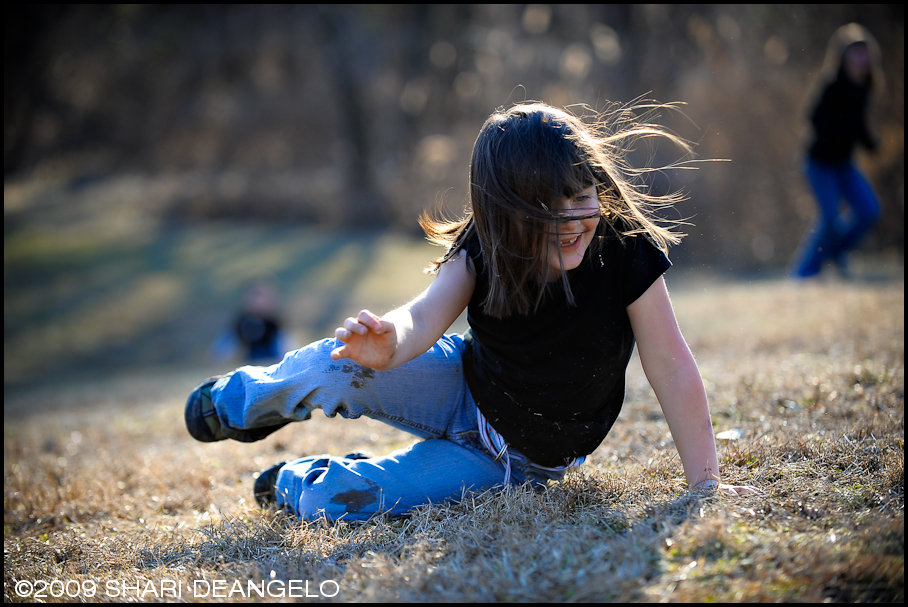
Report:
793,157,880,278
208,334,565,521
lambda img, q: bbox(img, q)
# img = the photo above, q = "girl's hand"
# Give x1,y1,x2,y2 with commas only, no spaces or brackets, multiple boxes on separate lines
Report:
695,480,763,496
327,250,475,372
330,310,397,370
718,483,762,496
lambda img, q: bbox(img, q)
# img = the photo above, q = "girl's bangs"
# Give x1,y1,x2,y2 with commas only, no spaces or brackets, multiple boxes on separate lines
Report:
520,145,597,216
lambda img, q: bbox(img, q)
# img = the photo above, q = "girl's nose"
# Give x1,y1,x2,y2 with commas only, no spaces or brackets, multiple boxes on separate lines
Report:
562,218,583,232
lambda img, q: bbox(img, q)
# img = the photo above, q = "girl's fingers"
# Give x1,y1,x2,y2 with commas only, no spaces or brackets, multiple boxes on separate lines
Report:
721,484,762,496
343,317,366,335
336,311,392,344
357,310,385,332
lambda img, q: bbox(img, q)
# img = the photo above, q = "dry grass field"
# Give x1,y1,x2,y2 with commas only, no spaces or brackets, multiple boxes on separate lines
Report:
4,239,904,602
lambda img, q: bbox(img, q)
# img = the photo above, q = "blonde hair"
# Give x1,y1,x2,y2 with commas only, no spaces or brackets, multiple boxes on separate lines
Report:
420,100,694,318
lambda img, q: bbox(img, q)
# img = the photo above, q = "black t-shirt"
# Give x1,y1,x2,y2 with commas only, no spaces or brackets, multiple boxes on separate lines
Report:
462,229,671,467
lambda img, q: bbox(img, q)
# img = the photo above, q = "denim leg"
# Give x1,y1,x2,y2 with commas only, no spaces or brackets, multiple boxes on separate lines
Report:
211,334,476,440
829,162,881,259
209,333,574,519
794,159,845,277
210,333,520,519
275,438,508,521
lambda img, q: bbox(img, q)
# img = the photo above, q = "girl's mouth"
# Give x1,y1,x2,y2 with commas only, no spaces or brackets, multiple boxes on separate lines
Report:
558,235,580,248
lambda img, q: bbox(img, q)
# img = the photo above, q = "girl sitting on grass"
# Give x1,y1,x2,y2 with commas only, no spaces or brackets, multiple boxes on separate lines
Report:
185,101,758,521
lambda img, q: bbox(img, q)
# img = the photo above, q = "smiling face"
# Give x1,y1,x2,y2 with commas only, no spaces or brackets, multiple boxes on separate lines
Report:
548,185,601,273
467,104,613,315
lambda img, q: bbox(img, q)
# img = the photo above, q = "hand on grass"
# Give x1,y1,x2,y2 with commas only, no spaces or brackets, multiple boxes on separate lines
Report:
695,480,763,496
718,483,762,496
330,310,397,371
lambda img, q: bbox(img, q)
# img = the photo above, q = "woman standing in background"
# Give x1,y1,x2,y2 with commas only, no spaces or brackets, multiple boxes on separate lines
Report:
792,23,883,279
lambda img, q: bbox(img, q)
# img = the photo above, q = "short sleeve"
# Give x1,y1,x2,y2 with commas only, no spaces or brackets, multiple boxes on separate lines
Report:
461,232,486,276
620,235,671,306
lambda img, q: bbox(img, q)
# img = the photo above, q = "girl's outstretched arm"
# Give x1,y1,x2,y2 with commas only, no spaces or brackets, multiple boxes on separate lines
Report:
628,277,759,495
331,250,475,371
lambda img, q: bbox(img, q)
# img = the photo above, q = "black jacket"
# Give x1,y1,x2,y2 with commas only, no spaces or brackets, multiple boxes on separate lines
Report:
808,69,876,164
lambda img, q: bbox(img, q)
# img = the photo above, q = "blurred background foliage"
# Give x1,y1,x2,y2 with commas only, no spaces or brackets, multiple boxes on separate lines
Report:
5,4,903,267
3,5,904,388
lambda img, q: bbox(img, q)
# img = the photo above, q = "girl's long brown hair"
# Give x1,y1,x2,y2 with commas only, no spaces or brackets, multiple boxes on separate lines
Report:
420,101,694,318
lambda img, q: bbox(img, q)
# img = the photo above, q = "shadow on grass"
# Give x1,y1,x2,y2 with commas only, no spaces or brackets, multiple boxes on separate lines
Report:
4,223,403,393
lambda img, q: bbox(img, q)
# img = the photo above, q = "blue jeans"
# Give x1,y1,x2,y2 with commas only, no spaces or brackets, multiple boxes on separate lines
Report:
792,157,881,278
209,335,565,521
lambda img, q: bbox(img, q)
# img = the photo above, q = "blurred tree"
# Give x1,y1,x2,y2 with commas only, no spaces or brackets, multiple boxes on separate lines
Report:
3,4,903,270
315,5,392,226
4,4,80,176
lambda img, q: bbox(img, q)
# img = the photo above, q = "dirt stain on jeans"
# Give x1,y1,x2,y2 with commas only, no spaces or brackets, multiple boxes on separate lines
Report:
342,364,375,389
330,488,379,511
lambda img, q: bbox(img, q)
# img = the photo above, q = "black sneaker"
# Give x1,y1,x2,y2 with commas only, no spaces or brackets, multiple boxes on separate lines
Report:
185,373,291,443
254,462,286,507
185,375,231,442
